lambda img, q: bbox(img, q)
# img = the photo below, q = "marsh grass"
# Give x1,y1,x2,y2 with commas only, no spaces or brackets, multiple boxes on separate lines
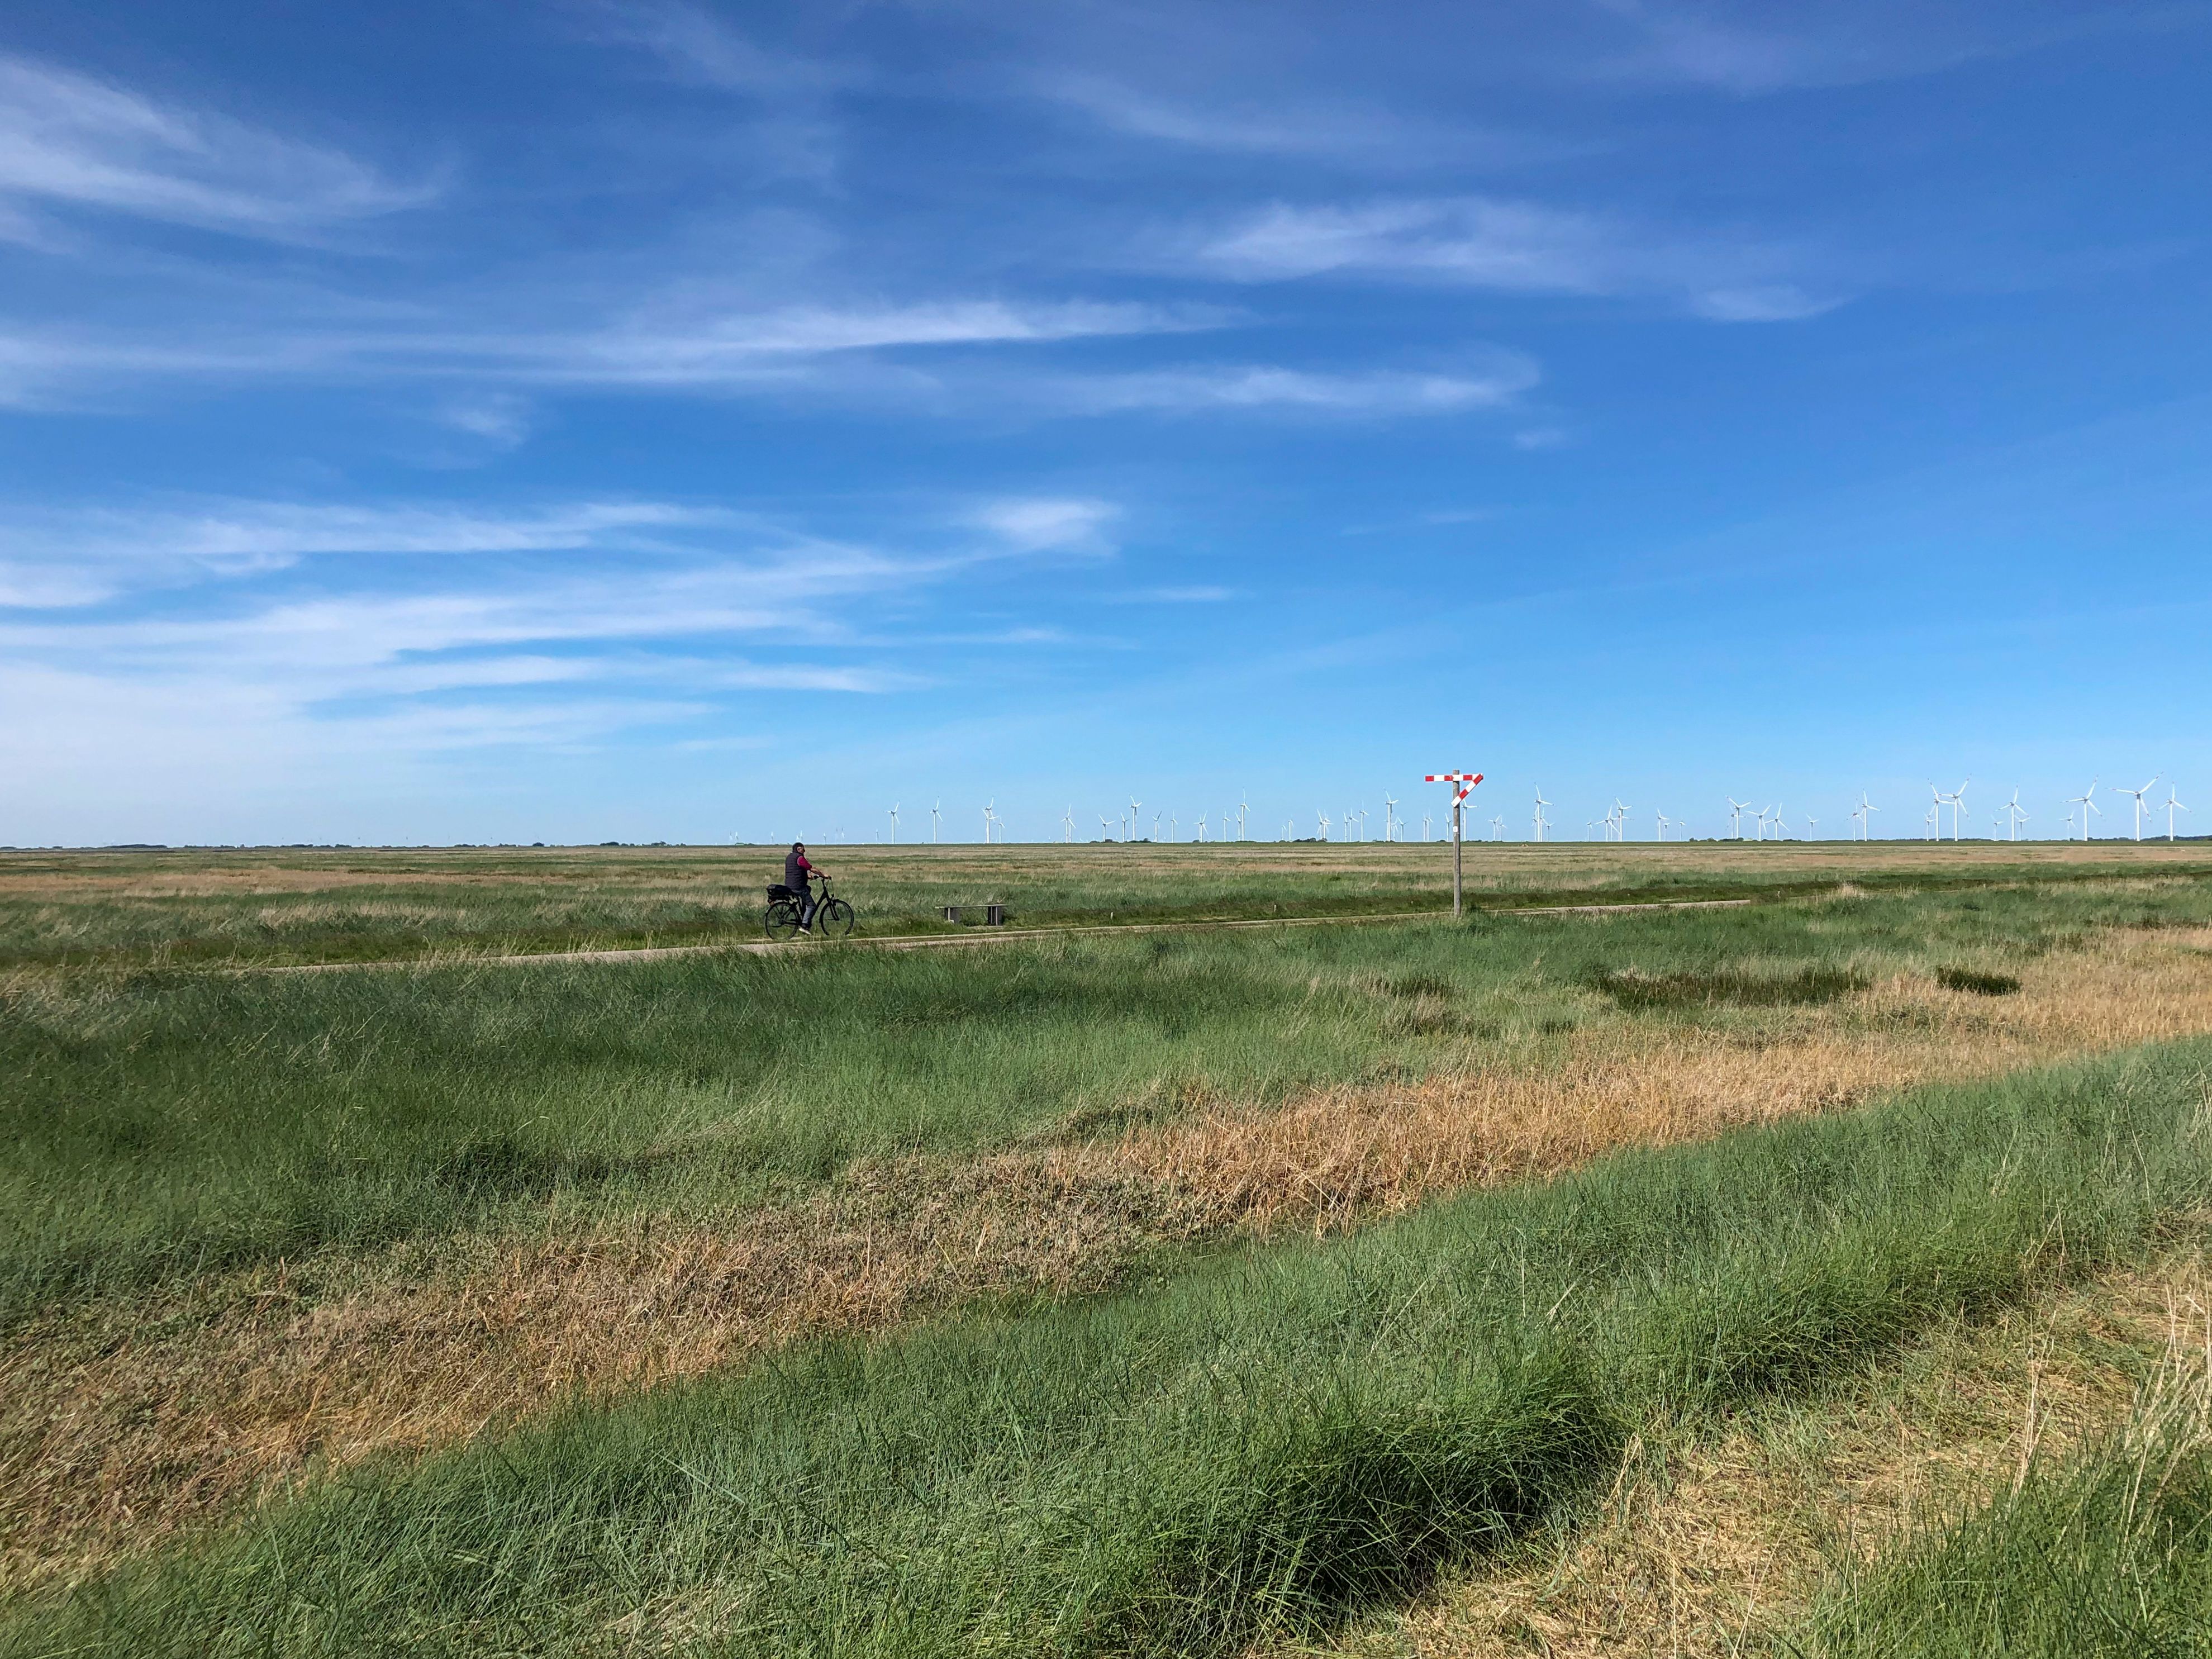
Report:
7,1040,2211,1657
1308,1237,2212,1659
6,840,2210,969
11,865,2212,1615
11,880,2212,1326
17,911,2212,1586
1802,1305,2212,1658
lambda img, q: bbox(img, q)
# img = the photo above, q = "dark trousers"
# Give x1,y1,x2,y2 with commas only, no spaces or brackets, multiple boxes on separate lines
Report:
797,886,818,927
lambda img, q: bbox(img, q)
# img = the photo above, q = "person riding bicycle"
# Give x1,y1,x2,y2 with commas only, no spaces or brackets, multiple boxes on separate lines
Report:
782,842,822,934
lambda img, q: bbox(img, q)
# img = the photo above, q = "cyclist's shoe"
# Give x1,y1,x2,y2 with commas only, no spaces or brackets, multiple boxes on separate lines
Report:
797,925,811,936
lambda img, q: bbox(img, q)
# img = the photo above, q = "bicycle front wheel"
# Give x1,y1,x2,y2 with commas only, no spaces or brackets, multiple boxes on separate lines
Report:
816,898,855,938
764,901,803,941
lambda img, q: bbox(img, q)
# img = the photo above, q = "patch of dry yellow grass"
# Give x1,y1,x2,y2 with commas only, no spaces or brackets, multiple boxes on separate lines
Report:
7,928,2212,1591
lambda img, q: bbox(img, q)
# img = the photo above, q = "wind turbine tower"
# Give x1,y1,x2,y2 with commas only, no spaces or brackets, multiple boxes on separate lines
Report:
930,801,941,843
2116,778,2158,842
1726,797,1749,840
2067,779,2099,841
2163,786,2189,841
1532,788,1552,842
888,804,899,844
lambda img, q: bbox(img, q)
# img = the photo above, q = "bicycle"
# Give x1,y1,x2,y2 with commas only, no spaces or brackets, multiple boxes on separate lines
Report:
764,874,853,941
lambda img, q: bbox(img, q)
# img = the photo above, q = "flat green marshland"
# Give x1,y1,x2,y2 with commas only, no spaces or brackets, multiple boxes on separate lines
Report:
4,842,2212,1655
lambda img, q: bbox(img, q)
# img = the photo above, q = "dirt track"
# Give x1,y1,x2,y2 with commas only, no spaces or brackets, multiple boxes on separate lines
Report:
256,897,1757,973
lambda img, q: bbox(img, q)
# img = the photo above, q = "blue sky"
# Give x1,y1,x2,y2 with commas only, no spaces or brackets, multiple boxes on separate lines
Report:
4,1,2209,847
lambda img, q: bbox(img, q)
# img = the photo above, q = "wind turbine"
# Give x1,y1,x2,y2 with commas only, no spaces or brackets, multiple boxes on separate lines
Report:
1924,798,1939,840
930,802,941,843
1726,798,1749,840
1421,812,1434,842
1804,813,1816,838
888,804,899,844
1532,787,1552,842
1754,804,1775,841
1238,796,1249,842
2116,778,2158,842
1357,808,1369,841
1611,798,1630,842
982,800,998,843
1100,814,1114,841
1851,792,1877,840
1949,781,1970,842
1316,809,1330,839
1063,806,1074,843
1491,814,1505,841
1654,810,1670,842
2067,778,2099,841
1129,798,1141,843
2004,790,2027,842
1384,796,1399,840
2162,786,2189,840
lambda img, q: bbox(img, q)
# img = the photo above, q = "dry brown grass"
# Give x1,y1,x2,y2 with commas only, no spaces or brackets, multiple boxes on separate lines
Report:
8,926,2212,1592
1302,1245,2212,1659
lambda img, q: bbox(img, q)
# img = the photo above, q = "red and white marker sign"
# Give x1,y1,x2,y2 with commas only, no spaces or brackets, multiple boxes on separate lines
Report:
1424,771,1485,804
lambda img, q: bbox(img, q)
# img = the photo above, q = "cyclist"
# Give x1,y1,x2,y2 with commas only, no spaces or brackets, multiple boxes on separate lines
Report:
783,842,822,934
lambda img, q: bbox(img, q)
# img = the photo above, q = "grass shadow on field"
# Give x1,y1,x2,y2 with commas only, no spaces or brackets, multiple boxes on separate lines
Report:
1584,963,1866,1010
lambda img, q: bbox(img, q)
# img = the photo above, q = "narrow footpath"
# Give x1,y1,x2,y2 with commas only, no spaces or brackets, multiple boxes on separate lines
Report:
259,897,1754,973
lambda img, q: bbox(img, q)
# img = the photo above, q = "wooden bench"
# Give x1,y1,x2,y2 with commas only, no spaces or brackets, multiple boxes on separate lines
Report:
941,905,1007,926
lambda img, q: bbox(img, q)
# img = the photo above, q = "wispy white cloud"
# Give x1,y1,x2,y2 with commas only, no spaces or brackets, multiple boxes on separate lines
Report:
1191,196,1840,320
579,2,854,185
0,497,730,607
1050,356,1539,416
1034,72,1490,163
499,298,1217,386
1111,585,1234,603
587,2,852,96
435,393,535,448
968,496,1120,553
0,296,1225,407
0,490,1105,774
0,54,431,240
1574,1,2138,95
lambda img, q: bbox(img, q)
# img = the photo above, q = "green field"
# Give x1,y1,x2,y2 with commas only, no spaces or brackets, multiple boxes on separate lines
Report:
5,843,2212,1653
7,836,2208,968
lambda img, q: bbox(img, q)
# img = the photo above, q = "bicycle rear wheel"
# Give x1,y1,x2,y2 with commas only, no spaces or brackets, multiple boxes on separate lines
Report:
816,897,855,938
764,901,803,941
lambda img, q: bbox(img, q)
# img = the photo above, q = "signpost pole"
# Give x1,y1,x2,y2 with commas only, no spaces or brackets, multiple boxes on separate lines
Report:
1425,771,1483,923
1452,799,1463,918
